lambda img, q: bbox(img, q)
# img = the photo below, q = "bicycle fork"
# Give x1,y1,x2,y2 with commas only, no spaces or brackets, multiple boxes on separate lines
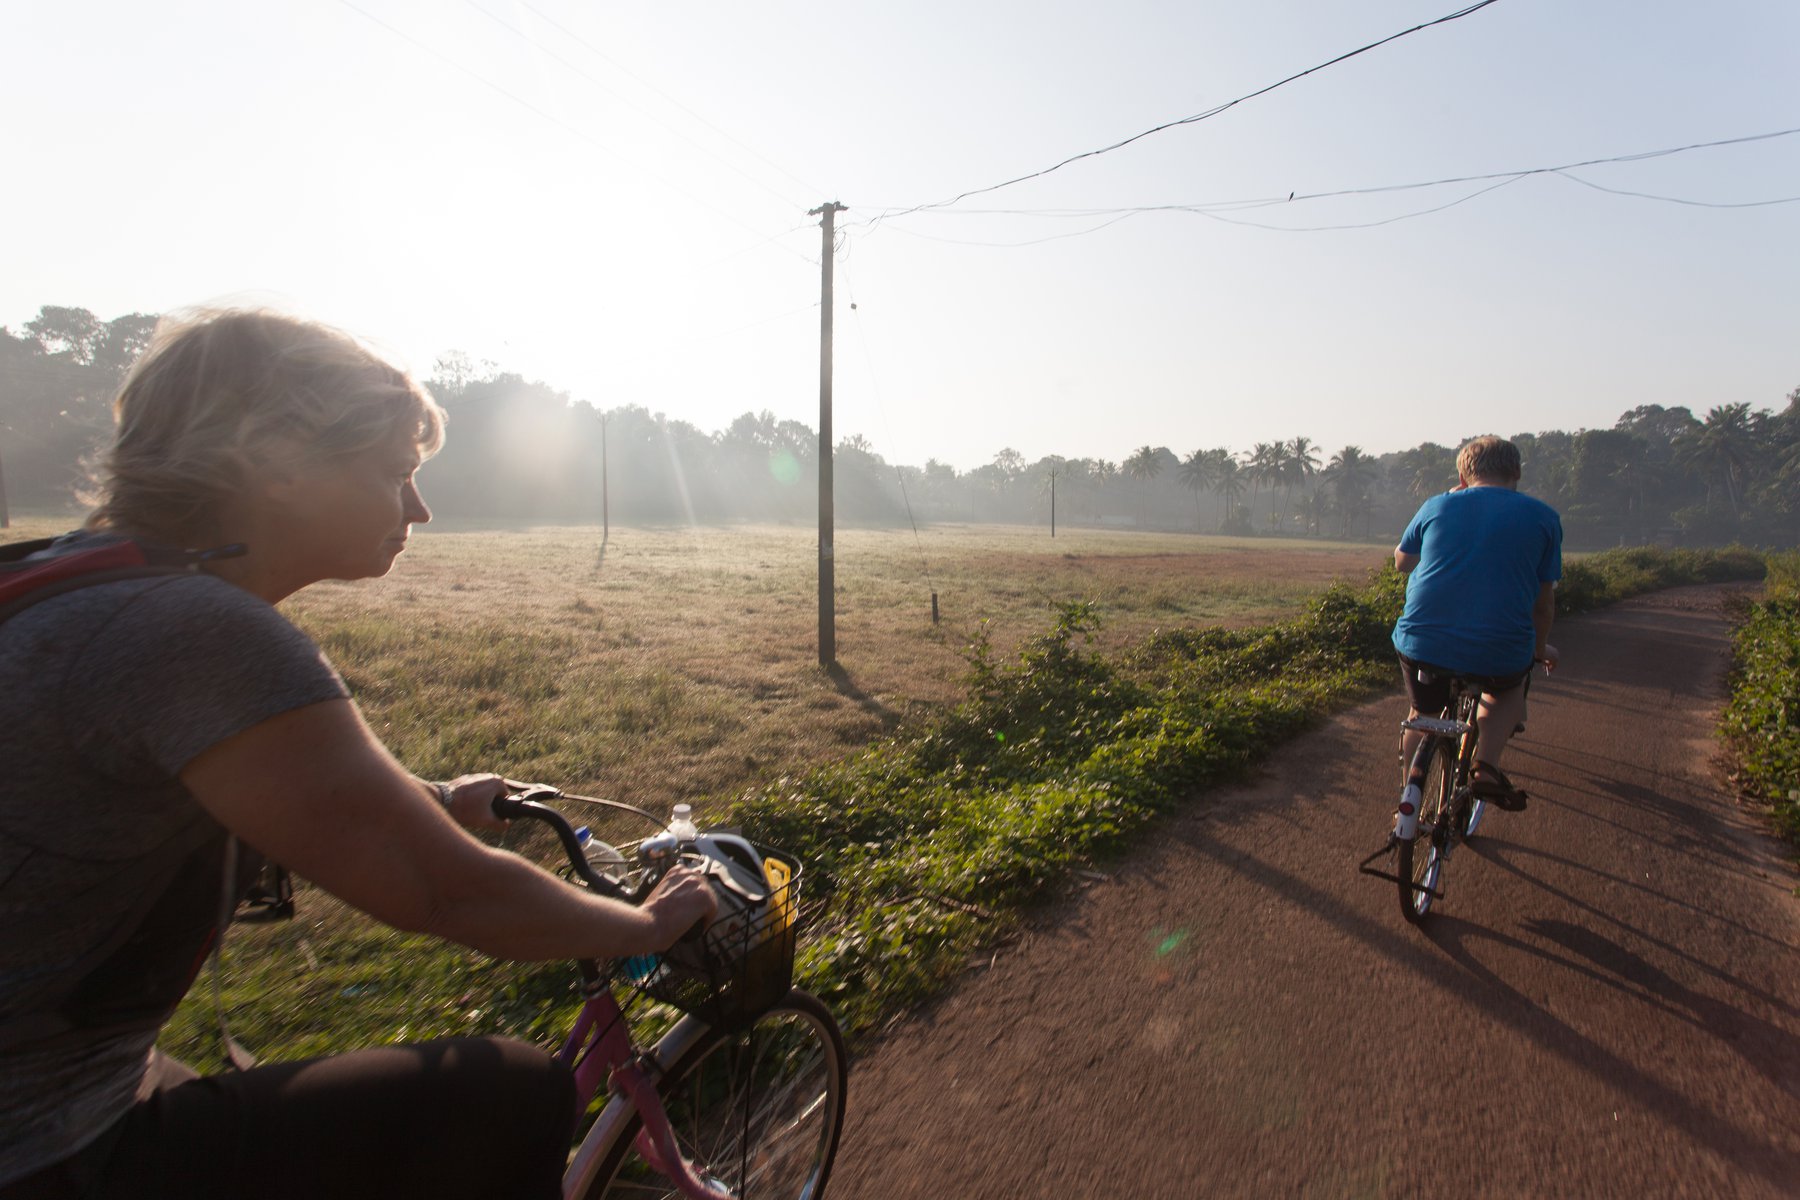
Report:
611,1060,734,1200
558,992,735,1200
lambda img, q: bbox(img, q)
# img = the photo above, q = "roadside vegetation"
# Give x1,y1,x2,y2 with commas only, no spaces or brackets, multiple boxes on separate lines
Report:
1722,551,1800,842
139,540,1763,1061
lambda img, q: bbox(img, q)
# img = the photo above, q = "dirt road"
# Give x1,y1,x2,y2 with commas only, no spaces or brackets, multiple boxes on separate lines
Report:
830,586,1800,1198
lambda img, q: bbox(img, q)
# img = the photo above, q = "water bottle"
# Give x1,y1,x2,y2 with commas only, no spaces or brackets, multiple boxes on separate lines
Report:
667,803,698,842
574,826,626,883
1394,782,1422,841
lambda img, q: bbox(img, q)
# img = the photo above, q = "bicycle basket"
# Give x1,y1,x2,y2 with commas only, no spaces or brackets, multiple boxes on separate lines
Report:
626,846,801,1032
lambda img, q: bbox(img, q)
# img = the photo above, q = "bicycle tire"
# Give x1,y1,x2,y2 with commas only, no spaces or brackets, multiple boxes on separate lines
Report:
583,989,847,1200
1397,736,1454,924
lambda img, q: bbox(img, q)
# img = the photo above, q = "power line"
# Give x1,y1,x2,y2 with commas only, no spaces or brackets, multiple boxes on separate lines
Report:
861,126,1800,242
1193,175,1525,233
1549,169,1800,209
858,0,1506,229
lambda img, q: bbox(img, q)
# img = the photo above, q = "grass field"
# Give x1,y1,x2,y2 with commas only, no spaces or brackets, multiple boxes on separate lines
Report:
1,517,1388,816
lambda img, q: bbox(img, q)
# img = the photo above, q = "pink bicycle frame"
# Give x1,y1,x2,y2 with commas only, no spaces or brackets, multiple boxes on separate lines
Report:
556,988,731,1200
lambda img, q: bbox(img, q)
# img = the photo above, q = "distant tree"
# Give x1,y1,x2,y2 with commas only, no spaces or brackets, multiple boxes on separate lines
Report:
1280,437,1317,530
24,306,103,364
1177,449,1215,531
1213,454,1247,533
1391,443,1456,500
93,314,158,378
1242,441,1275,526
1325,446,1377,537
1679,403,1758,515
1124,445,1162,526
1262,441,1293,530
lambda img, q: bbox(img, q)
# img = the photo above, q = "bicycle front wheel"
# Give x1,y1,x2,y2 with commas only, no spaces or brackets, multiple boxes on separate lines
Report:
586,989,848,1200
1398,736,1454,924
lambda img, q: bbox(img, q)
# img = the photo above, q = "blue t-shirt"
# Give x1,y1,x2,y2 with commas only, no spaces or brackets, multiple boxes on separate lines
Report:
1391,486,1563,676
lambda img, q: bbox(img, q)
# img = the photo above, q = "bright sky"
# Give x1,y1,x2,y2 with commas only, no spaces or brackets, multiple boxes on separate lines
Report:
4,0,1796,472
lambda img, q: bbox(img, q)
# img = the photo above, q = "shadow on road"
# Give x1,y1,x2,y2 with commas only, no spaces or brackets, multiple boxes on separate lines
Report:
1176,824,1800,1193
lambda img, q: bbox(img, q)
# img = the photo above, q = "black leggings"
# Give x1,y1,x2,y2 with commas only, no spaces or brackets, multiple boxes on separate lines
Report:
3,1038,575,1200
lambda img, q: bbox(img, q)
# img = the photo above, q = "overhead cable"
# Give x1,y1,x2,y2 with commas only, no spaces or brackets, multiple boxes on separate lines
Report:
864,126,1800,241
859,0,1505,229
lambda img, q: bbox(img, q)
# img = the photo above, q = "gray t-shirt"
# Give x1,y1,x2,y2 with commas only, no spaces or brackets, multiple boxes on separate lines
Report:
0,540,348,1183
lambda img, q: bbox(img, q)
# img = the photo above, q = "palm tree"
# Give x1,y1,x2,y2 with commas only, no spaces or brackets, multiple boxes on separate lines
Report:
1243,442,1275,527
1262,441,1293,531
1213,454,1247,532
1325,445,1377,537
1125,445,1162,527
1178,449,1215,531
1283,436,1319,531
1679,403,1757,515
1391,443,1455,500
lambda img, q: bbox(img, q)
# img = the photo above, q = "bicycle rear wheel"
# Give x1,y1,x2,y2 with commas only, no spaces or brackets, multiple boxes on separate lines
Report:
586,989,847,1200
1397,736,1454,924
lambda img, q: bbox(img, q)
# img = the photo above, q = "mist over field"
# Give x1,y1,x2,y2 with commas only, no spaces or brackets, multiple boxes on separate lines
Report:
3,307,1797,549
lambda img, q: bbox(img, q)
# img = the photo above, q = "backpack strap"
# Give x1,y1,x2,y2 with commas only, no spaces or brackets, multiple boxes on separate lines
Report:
0,538,246,625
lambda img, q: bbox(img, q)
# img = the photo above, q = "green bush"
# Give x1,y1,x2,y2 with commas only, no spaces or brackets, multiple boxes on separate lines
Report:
1557,545,1765,614
1722,554,1800,840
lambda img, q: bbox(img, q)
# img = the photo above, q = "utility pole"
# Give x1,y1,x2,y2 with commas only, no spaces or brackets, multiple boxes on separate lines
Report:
1049,469,1057,538
811,200,846,667
600,412,609,543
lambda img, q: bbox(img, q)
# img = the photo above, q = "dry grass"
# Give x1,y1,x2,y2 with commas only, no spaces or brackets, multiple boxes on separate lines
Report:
3,516,1385,816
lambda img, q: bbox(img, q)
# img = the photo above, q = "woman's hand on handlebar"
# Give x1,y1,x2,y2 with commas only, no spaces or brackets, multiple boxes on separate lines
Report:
437,773,512,833
642,864,719,947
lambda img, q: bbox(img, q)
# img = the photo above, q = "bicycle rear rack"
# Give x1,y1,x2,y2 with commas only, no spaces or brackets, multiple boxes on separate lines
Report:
1402,714,1472,737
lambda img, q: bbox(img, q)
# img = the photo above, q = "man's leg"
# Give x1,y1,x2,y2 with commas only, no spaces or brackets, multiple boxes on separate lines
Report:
1475,686,1528,771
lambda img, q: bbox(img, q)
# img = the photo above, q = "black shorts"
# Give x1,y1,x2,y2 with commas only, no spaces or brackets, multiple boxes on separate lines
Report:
1397,653,1529,715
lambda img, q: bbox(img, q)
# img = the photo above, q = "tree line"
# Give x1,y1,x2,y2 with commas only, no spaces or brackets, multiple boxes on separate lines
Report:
3,306,1795,548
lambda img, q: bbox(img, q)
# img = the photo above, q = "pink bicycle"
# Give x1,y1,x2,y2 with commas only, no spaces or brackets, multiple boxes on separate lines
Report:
493,784,847,1200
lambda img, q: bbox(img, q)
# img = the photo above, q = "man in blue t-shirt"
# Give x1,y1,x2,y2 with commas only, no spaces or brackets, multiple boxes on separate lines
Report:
1392,436,1562,811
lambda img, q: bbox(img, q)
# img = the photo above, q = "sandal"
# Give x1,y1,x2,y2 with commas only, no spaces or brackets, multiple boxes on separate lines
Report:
1471,762,1529,811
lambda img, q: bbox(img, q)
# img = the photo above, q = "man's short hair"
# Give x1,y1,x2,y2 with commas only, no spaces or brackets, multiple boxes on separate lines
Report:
1457,436,1521,483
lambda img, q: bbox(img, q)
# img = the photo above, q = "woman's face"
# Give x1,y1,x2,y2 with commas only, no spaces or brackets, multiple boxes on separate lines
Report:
266,420,432,587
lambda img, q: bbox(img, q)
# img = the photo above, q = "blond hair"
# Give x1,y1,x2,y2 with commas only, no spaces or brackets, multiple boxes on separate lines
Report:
1456,436,1521,484
85,309,445,542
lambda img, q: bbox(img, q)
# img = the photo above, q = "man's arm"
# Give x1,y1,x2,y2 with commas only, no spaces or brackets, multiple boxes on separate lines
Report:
1533,581,1558,670
1395,548,1420,574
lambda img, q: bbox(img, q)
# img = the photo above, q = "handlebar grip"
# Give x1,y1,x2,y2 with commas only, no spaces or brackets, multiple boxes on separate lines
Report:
491,793,529,822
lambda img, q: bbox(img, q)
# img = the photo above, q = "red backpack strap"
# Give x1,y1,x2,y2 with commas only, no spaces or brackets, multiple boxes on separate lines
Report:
0,538,246,624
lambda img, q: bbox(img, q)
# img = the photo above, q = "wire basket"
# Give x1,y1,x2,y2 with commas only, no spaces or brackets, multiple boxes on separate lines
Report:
620,847,801,1033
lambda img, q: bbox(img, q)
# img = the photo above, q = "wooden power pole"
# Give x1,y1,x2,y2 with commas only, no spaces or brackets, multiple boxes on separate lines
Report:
812,201,846,667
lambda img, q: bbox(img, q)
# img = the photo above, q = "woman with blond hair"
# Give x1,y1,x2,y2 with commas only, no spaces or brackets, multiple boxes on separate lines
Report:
0,309,715,1199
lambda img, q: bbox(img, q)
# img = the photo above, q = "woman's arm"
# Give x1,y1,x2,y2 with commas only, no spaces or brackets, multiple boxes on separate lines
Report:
180,699,715,961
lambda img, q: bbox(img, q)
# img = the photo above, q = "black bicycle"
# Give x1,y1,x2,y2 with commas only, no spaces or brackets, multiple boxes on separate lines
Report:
1360,666,1533,923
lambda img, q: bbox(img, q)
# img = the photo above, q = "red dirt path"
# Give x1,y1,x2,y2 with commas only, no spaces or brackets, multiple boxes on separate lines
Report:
829,585,1800,1199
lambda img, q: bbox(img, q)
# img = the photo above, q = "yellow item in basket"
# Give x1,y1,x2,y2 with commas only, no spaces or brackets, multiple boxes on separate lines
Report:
762,857,794,934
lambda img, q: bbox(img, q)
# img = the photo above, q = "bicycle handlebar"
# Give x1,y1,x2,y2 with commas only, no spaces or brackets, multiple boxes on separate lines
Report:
493,784,641,901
